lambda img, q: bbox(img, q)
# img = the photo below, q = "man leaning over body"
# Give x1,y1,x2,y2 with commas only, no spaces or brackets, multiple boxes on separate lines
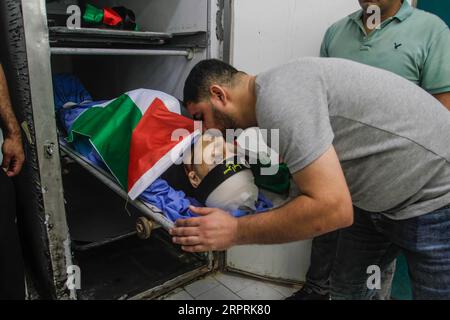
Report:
172,57,450,300
294,0,450,300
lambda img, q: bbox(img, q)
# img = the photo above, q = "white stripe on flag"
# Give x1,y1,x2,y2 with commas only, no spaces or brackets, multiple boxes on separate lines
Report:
126,89,181,115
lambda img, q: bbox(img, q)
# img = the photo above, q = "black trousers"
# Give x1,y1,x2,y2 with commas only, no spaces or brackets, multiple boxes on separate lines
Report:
0,169,25,299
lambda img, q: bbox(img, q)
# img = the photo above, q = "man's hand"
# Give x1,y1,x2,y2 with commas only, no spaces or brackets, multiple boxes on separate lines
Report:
433,92,450,111
1,64,24,176
170,206,238,253
2,134,24,177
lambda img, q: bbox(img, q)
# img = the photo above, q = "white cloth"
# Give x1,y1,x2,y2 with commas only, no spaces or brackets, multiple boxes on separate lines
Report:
205,170,259,211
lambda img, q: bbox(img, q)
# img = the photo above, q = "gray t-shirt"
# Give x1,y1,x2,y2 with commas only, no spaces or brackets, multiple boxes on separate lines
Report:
255,57,450,220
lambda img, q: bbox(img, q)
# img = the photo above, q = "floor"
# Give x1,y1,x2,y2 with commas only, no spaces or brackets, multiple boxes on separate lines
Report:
160,271,301,300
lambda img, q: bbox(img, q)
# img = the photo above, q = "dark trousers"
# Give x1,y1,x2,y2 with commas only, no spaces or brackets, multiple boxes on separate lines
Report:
0,169,25,300
331,205,450,300
305,228,395,299
304,230,340,295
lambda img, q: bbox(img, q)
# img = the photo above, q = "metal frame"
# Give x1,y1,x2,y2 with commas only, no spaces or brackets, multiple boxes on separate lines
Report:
21,0,74,300
60,143,216,298
224,266,304,287
51,47,193,58
60,143,173,230
49,26,172,39
129,264,213,300
71,231,137,252
222,0,233,64
20,0,226,300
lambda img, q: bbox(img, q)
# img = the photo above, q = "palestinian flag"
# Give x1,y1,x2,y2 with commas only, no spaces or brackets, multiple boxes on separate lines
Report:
66,89,200,200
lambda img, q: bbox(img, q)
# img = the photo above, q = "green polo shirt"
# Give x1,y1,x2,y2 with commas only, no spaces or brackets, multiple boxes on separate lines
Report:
320,0,450,94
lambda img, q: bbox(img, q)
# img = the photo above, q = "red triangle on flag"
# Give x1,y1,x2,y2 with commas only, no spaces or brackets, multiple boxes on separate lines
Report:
128,98,197,198
103,7,123,26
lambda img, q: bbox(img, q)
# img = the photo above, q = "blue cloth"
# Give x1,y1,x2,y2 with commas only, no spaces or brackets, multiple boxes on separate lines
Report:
53,74,93,112
59,99,109,169
53,74,107,168
139,178,273,222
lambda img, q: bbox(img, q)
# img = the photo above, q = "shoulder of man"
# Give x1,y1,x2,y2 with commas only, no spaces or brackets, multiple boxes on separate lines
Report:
325,13,356,37
258,57,323,82
409,8,449,35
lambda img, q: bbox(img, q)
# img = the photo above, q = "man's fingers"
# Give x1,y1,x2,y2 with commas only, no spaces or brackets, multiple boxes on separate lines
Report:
1,139,25,177
6,157,23,177
175,217,202,227
181,245,210,253
15,153,25,174
189,205,216,216
170,226,199,237
172,236,201,246
1,154,11,172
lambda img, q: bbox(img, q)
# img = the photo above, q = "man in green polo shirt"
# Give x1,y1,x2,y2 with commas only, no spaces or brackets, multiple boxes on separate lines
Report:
288,0,450,300
322,0,450,108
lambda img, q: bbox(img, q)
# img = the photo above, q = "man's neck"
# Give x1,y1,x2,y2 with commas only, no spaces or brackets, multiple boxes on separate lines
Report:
362,1,403,34
235,75,258,129
244,75,258,128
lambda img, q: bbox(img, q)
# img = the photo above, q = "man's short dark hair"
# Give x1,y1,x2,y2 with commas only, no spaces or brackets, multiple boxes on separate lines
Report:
183,59,239,104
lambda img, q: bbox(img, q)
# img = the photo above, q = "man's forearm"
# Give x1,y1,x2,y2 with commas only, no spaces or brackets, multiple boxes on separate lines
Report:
0,65,20,137
434,92,450,111
235,194,353,245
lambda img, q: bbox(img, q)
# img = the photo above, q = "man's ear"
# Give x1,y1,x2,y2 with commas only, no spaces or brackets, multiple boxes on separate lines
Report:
210,85,228,107
187,170,202,188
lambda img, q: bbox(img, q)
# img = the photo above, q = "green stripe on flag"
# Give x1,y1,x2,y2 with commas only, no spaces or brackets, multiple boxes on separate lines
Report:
83,4,104,24
67,94,142,189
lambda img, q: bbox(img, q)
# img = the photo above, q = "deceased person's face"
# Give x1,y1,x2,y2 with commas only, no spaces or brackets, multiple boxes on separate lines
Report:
184,133,259,211
185,134,235,187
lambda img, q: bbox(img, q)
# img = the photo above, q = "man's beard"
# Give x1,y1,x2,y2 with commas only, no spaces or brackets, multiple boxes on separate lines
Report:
359,0,380,10
211,104,238,136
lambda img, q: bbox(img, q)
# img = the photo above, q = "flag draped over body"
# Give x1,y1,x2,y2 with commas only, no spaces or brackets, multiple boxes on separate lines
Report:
66,89,200,200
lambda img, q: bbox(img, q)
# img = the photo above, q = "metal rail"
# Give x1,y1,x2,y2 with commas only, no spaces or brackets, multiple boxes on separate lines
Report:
49,27,172,39
51,47,192,58
60,143,173,230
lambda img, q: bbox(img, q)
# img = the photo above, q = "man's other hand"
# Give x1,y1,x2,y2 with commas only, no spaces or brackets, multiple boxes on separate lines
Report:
170,206,238,253
2,135,24,177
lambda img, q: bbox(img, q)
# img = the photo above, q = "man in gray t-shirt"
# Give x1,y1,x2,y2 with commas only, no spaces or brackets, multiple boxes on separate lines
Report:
256,58,450,220
173,58,450,299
